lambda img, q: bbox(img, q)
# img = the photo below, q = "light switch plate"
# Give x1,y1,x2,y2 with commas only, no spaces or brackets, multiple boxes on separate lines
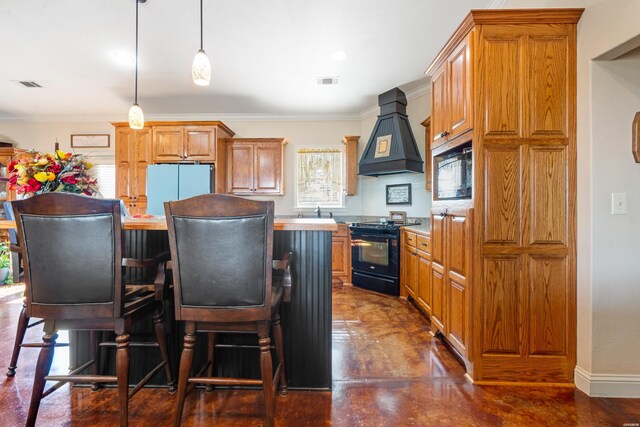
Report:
611,192,627,215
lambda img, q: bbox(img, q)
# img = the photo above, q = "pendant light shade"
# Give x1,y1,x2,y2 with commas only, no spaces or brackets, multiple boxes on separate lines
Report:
128,103,144,130
192,49,211,86
129,0,144,129
192,0,211,86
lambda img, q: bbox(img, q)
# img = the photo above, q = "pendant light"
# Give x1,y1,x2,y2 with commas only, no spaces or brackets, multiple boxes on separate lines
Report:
192,0,211,86
128,0,145,129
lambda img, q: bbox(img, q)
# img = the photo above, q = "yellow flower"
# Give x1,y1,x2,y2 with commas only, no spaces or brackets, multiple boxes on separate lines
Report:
34,172,49,183
84,162,93,169
46,172,56,181
56,150,68,160
36,157,49,166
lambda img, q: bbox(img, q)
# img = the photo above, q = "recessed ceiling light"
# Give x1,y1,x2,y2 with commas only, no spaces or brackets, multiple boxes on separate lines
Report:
331,51,346,61
112,50,135,68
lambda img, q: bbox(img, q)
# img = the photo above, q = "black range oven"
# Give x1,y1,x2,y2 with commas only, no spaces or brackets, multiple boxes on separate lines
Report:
349,222,401,296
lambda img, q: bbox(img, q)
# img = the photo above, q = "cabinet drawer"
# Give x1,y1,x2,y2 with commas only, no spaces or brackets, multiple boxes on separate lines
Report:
417,235,431,254
405,232,417,247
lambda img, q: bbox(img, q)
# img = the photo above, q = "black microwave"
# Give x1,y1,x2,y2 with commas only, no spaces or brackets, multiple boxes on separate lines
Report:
435,146,472,200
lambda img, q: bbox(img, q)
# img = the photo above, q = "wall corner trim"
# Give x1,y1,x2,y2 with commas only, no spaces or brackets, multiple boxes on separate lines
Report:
575,366,640,398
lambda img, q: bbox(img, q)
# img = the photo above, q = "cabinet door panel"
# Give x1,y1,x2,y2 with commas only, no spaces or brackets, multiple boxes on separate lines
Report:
417,254,432,315
153,126,184,162
254,143,282,194
447,274,467,356
528,36,568,137
484,146,521,244
431,63,448,148
431,264,446,333
331,236,348,278
448,36,472,139
430,211,446,266
115,128,133,202
132,129,151,215
530,146,567,245
481,36,522,138
184,126,216,162
529,255,568,356
448,214,469,278
227,144,254,194
482,256,521,355
404,245,417,297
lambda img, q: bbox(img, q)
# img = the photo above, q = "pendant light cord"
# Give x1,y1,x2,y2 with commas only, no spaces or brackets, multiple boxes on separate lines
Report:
134,0,139,104
200,0,203,50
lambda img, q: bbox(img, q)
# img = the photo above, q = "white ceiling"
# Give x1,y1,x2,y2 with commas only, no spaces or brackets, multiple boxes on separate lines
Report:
0,0,493,121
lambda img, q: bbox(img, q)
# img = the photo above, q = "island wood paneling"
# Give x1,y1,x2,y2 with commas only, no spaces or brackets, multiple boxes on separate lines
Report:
70,229,333,390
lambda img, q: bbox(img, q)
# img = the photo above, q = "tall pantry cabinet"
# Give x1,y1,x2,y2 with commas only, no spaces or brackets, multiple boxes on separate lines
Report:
426,9,583,384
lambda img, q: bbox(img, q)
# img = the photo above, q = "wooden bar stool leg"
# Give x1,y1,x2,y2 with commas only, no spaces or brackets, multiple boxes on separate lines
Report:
273,313,288,396
7,299,29,377
258,322,275,427
90,330,101,391
205,332,217,392
116,333,130,427
174,322,196,427
153,307,176,392
26,322,58,427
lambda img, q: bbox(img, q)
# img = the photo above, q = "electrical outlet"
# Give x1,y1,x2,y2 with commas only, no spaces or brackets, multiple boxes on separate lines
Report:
611,192,627,215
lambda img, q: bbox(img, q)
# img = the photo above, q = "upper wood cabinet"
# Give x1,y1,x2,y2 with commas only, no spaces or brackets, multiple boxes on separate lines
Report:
429,34,473,149
226,138,287,195
153,125,222,163
114,126,152,216
425,9,582,384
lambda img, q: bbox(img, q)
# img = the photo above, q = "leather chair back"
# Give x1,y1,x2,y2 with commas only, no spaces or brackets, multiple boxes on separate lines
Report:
164,194,274,322
12,193,124,320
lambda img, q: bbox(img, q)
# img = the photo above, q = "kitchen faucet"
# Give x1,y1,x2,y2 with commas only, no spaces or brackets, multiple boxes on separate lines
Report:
315,206,321,218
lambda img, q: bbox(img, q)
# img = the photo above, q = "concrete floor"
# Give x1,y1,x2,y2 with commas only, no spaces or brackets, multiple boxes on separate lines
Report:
1,283,639,426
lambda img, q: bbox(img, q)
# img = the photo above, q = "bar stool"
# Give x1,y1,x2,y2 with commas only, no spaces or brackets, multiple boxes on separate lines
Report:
164,194,292,427
13,193,175,427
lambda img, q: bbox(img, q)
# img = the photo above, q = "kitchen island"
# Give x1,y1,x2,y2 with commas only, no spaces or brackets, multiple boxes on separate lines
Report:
0,217,336,390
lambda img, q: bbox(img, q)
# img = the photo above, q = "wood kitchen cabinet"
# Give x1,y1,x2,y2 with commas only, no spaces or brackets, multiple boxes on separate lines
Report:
426,9,582,383
113,121,235,213
332,223,351,284
226,138,286,195
114,126,152,215
401,229,432,318
152,124,233,163
430,34,472,150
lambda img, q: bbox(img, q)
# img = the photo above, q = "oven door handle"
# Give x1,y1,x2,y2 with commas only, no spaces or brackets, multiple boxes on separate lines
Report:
351,234,398,240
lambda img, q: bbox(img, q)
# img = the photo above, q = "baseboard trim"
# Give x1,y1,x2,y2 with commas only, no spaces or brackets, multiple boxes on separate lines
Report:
575,366,640,397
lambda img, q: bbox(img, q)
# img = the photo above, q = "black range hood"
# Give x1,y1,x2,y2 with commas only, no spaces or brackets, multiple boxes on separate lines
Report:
358,87,423,177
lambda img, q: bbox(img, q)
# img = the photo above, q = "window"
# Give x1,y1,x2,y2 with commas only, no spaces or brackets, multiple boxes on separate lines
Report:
296,147,344,208
93,164,116,199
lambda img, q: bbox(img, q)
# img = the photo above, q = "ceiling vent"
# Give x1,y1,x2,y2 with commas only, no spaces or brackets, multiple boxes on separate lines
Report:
316,77,339,86
17,81,42,88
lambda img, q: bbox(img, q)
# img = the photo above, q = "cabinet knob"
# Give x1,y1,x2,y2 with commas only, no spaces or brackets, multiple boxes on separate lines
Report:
439,131,449,138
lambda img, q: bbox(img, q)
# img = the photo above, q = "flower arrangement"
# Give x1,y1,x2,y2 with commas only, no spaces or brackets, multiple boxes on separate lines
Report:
8,150,99,197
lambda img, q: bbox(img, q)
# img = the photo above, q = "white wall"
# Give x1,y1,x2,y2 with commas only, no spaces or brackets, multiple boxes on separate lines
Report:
504,0,640,396
359,89,432,219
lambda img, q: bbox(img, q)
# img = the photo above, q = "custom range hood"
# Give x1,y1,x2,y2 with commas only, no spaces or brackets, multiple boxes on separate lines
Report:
358,87,423,176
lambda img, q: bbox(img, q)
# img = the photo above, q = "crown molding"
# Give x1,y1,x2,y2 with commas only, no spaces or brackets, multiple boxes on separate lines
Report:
0,112,362,124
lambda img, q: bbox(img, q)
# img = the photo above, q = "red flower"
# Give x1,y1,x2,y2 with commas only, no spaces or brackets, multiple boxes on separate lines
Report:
46,163,62,174
61,175,77,185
